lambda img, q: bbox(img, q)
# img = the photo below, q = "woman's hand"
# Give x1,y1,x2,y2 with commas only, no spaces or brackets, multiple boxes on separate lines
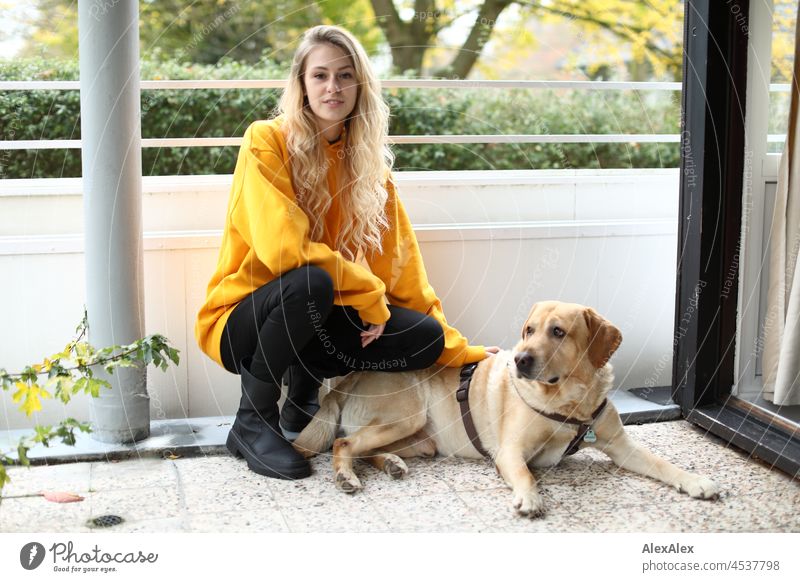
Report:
361,321,386,348
485,346,501,356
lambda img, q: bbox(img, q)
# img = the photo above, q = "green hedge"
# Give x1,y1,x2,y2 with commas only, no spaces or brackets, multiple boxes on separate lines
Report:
0,58,680,179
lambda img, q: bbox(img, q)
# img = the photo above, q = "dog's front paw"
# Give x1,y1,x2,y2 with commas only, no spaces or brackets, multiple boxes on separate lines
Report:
512,489,546,518
678,474,720,500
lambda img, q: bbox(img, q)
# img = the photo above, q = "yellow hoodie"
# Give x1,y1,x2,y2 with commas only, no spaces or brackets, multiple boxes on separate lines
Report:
194,116,486,369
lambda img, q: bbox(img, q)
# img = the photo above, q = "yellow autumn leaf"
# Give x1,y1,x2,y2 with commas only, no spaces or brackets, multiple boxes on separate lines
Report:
12,382,52,416
11,381,27,404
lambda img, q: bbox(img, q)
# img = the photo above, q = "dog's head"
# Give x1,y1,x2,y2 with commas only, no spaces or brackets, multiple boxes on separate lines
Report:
512,301,622,389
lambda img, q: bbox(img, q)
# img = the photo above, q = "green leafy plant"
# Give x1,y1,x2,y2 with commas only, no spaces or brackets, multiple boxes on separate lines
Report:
0,308,180,491
0,56,684,178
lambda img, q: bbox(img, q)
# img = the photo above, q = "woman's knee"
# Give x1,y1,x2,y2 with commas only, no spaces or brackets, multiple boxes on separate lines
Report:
282,265,334,308
416,316,445,366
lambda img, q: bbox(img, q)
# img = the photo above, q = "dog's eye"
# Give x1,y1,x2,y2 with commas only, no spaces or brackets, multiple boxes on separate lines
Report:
552,326,565,338
525,326,534,337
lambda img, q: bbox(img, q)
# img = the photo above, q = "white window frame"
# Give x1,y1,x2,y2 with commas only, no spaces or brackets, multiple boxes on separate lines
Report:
735,0,785,396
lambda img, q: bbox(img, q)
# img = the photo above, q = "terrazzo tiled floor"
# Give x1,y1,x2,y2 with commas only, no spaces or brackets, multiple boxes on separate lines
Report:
1,420,797,533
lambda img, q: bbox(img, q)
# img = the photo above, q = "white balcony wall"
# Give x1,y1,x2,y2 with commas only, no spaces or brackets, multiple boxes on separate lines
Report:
0,169,679,429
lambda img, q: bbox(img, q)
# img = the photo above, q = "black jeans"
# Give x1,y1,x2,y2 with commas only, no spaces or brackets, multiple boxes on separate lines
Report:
220,265,445,383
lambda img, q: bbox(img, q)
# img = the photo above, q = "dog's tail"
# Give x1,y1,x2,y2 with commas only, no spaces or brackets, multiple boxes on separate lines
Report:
292,373,360,457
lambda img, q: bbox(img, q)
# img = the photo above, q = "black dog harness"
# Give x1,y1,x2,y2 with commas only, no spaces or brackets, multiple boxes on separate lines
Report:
456,362,489,457
457,362,608,459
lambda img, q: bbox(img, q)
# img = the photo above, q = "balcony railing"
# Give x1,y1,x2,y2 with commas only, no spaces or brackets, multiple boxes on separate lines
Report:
0,78,788,151
0,79,677,150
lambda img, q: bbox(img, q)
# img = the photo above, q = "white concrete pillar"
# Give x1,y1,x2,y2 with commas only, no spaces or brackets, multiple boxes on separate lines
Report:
78,0,148,442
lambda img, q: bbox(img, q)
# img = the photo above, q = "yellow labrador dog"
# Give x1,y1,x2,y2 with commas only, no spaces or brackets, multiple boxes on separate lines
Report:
294,301,719,517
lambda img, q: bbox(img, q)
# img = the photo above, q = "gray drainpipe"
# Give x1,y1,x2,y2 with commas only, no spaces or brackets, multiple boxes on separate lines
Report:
78,0,149,443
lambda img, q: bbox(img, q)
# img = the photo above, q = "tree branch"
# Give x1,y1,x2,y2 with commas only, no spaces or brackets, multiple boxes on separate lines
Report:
371,0,408,41
410,0,436,40
440,0,513,78
516,1,678,63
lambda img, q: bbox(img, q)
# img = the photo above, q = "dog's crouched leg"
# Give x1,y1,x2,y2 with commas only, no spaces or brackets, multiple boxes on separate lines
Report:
495,449,547,518
333,438,362,493
381,429,437,458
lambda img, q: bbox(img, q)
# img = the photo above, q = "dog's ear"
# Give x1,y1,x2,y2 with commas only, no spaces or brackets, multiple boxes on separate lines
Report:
521,303,539,339
583,307,622,368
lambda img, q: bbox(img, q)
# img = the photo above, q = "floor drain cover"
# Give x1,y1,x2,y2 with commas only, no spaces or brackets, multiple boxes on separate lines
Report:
90,515,124,528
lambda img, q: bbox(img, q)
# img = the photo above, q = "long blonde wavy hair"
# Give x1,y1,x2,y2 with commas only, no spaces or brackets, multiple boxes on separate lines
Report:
278,25,394,261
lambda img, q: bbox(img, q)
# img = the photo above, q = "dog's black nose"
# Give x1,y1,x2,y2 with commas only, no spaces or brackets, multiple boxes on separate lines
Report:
514,352,534,375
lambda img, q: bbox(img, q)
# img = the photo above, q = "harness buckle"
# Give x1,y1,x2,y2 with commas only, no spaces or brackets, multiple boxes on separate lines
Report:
460,362,478,382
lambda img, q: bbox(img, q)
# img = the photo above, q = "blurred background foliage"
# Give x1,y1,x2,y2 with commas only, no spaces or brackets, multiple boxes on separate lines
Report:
0,57,680,177
0,0,795,176
11,0,690,79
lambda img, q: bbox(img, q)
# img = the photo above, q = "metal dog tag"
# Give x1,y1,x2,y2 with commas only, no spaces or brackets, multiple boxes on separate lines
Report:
583,428,597,443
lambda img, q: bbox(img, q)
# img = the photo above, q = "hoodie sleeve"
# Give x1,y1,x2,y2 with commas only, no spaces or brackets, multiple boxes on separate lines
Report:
229,123,391,325
366,179,486,367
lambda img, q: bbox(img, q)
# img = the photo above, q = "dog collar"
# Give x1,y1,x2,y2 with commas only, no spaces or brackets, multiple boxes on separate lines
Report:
456,362,490,458
507,363,608,456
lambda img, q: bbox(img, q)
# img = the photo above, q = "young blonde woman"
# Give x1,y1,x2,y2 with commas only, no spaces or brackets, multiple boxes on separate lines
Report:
195,25,498,480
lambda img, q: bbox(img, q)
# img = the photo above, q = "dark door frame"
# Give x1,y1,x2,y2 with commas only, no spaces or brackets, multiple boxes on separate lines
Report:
675,0,799,477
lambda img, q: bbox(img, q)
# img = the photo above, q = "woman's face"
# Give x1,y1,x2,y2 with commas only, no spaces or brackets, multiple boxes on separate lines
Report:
303,43,358,141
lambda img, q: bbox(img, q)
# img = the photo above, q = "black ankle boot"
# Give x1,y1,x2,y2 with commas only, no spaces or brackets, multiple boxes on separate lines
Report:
279,364,322,439
226,357,310,479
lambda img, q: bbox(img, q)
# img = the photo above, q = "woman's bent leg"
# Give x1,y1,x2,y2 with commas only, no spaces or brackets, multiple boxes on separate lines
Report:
221,265,335,381
220,265,334,479
297,305,445,375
